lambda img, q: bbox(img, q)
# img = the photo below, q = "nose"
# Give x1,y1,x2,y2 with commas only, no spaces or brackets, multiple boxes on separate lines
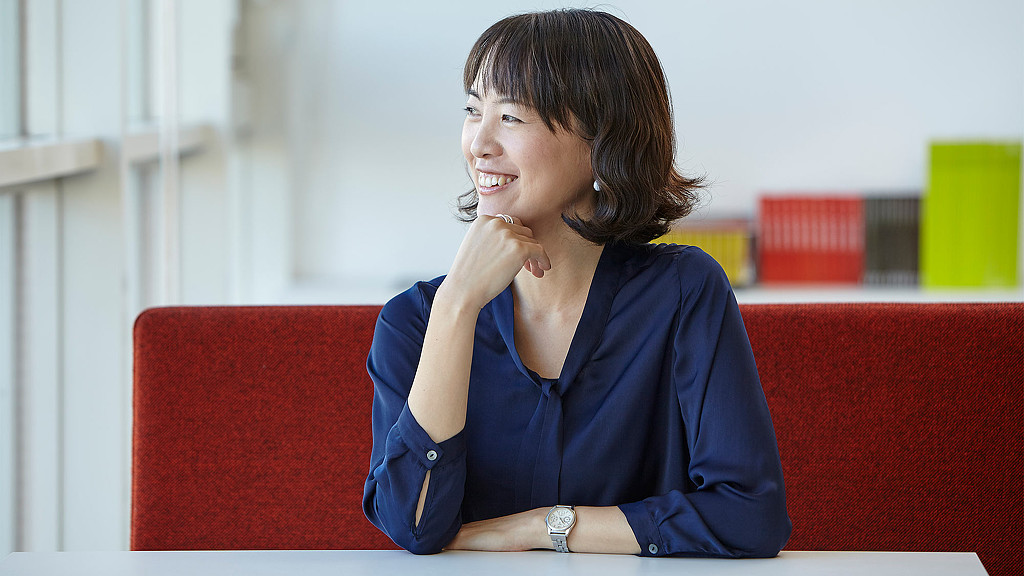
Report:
469,117,502,158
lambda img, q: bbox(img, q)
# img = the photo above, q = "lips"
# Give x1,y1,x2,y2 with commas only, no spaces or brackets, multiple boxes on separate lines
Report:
477,171,518,194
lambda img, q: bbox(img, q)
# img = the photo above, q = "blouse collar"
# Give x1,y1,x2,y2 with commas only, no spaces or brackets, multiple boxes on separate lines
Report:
490,241,635,397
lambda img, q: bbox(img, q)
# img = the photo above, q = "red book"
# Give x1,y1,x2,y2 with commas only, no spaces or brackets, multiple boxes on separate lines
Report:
758,195,864,284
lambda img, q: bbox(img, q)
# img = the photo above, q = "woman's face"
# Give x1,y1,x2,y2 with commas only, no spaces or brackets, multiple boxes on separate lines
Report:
461,83,594,229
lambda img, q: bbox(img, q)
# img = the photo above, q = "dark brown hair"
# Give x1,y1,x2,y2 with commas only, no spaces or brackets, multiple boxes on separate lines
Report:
458,8,705,244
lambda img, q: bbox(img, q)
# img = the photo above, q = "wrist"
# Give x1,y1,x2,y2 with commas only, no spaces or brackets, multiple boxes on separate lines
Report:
510,508,552,551
532,507,554,550
434,282,486,314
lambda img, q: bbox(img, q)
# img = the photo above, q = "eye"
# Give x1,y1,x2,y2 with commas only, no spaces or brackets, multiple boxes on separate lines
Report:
501,114,523,125
463,106,480,117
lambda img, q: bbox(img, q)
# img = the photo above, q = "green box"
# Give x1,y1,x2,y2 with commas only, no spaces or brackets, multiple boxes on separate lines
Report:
922,141,1021,287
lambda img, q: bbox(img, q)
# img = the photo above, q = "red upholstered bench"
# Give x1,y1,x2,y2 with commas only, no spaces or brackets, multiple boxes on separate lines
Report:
132,303,1022,576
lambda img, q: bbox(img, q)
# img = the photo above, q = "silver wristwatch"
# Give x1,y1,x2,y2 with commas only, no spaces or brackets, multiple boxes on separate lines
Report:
545,505,577,552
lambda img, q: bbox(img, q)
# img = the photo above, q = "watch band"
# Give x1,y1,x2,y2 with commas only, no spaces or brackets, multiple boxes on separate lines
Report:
551,533,571,553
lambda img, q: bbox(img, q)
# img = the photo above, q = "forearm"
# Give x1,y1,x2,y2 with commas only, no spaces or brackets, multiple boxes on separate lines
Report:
403,287,479,529
406,286,479,443
567,506,642,554
448,506,641,554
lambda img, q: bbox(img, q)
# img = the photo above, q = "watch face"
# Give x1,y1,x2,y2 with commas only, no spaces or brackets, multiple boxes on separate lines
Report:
548,507,574,530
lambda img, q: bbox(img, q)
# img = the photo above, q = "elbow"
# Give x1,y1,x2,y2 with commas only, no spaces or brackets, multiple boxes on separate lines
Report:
389,527,453,555
364,509,452,555
363,481,462,555
369,504,456,556
400,537,446,556
736,528,789,558
363,495,447,555
730,495,792,558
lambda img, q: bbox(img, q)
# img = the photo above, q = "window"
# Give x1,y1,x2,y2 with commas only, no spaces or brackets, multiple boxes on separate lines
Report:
126,0,156,126
0,0,21,139
0,0,21,553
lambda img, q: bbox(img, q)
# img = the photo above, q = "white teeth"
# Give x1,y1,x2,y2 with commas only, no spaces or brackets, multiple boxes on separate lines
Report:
478,173,515,187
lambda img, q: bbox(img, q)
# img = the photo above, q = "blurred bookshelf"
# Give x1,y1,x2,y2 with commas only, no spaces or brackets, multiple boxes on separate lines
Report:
281,275,1024,307
733,286,1023,304
656,139,1022,303
285,140,1022,306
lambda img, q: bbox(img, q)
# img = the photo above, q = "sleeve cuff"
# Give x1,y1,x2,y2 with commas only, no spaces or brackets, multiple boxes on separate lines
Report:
394,403,467,470
619,501,667,557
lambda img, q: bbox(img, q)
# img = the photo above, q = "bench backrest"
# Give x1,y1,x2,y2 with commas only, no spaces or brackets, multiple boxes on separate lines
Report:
132,303,1022,575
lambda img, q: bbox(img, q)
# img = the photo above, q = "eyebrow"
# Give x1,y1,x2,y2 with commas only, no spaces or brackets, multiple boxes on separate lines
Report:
466,89,522,105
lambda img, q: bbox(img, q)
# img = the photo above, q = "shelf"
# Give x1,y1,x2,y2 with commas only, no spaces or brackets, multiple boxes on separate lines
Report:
278,280,1024,306
734,285,1023,303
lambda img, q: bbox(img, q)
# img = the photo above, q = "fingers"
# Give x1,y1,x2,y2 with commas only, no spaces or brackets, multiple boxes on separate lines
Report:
487,214,551,272
488,214,533,237
527,250,552,273
527,260,545,279
518,245,551,276
524,259,546,279
483,214,548,276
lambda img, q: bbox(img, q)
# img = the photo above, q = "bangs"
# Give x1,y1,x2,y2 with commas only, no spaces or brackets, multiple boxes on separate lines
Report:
463,14,575,133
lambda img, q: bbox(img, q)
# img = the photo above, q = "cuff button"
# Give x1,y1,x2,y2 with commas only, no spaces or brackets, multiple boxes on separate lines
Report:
648,544,659,555
426,450,438,461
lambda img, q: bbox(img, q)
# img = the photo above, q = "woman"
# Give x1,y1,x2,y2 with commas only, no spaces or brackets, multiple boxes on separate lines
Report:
362,9,791,557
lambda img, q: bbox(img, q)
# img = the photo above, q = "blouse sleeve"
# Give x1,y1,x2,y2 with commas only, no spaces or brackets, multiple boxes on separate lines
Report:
361,282,467,554
618,248,792,558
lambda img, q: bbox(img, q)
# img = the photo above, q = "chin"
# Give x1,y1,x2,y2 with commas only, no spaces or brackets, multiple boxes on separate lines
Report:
475,200,503,219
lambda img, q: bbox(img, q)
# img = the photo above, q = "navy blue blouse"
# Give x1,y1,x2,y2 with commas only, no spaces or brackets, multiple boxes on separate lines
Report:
362,242,791,556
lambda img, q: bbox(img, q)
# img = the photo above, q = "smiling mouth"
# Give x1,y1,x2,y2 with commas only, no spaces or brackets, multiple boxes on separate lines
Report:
477,171,518,194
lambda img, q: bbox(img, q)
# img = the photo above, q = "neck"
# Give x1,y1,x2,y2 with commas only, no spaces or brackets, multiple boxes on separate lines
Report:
512,224,605,316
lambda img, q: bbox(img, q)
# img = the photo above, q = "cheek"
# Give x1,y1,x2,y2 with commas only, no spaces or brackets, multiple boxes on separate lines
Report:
566,147,594,192
568,137,593,174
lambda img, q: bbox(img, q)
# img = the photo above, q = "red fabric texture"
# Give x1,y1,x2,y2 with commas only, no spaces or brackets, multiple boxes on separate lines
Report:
132,305,397,551
132,303,1022,575
744,303,1022,576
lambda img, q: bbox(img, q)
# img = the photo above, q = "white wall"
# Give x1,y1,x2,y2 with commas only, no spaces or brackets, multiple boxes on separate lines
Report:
231,0,297,304
178,1,236,304
275,0,1023,300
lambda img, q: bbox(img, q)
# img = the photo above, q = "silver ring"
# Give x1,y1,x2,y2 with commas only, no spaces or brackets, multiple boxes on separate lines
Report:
497,214,514,224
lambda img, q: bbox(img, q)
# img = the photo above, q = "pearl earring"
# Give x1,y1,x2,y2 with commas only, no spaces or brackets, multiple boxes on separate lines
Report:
593,180,601,192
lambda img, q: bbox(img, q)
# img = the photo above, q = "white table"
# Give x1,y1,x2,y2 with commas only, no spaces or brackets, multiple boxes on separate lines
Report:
0,549,989,575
